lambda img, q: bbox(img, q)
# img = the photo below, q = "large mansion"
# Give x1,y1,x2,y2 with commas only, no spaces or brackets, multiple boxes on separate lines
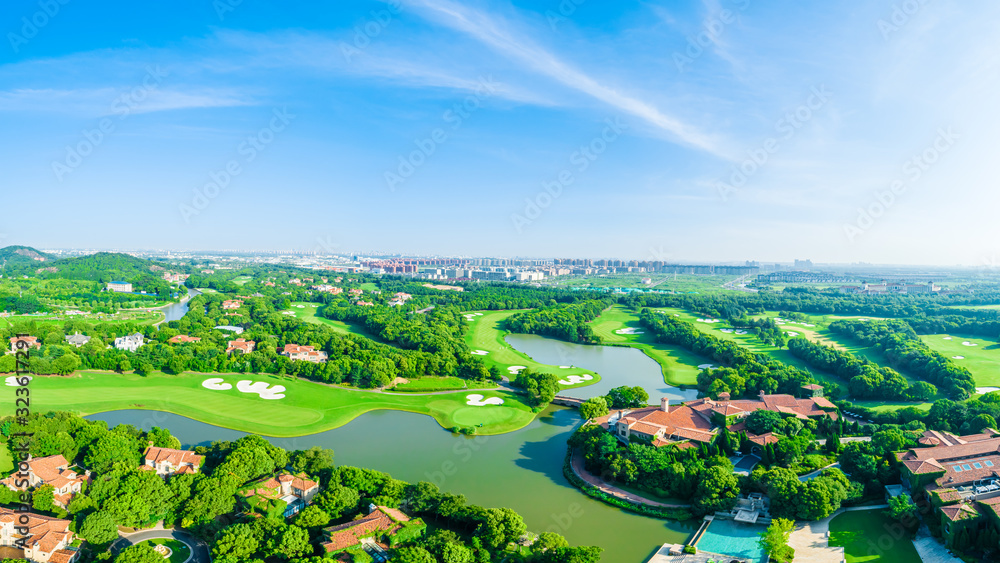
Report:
140,445,204,477
597,386,839,450
322,504,425,557
281,344,328,363
241,472,320,518
0,509,78,563
0,455,89,511
897,429,1000,548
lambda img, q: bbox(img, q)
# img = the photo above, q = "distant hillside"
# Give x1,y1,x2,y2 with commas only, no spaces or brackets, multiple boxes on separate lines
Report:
39,252,169,284
0,245,55,269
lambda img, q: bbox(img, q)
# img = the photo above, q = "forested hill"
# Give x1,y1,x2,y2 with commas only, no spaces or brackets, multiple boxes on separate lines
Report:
0,245,55,269
37,252,168,282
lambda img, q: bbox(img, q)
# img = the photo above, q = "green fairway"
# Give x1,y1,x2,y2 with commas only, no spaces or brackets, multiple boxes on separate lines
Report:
0,443,12,475
280,302,374,339
829,509,920,562
590,306,707,386
0,370,536,437
463,310,601,390
232,276,253,286
393,376,494,392
921,334,1000,387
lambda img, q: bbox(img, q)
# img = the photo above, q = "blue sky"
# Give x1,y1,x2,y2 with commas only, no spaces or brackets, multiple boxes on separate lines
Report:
2,0,998,264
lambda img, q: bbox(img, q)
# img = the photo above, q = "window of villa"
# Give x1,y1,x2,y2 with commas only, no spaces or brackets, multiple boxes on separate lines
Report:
954,466,963,472
974,463,983,469
986,460,995,467
962,464,971,471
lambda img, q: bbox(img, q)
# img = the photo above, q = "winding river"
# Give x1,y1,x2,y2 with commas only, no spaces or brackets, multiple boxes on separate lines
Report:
90,319,699,561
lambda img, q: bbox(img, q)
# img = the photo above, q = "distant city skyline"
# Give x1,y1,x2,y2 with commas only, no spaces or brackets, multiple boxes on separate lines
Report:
2,0,999,265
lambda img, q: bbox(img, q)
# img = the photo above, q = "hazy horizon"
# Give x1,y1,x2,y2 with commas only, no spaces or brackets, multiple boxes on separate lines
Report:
3,0,999,265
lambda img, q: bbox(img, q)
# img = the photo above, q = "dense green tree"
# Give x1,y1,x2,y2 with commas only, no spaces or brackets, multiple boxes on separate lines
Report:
80,510,119,544
578,397,609,420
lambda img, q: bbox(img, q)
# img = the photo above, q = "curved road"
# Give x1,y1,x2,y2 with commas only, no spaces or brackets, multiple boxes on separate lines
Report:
110,528,210,563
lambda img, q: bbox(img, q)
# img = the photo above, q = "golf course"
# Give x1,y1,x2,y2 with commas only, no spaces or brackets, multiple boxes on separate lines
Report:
921,333,1000,387
0,370,536,437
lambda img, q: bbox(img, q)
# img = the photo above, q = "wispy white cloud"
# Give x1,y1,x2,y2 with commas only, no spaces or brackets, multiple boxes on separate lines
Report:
400,0,728,157
0,86,252,115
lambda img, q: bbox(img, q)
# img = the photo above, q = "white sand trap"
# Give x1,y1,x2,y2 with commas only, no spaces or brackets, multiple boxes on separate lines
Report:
696,318,720,324
470,350,489,356
720,329,734,334
697,364,715,369
963,341,978,346
475,313,483,316
785,331,800,337
202,378,233,391
558,374,594,385
615,328,645,335
5,375,31,387
775,321,786,325
507,366,527,374
466,394,504,406
943,337,953,340
735,330,748,335
295,305,305,308
859,318,869,322
674,314,680,317
281,311,296,316
237,380,286,400
802,323,816,327
952,356,965,360
559,366,571,369
977,387,1000,394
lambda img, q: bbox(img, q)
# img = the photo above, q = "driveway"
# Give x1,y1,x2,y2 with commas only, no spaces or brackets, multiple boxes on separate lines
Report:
110,527,210,563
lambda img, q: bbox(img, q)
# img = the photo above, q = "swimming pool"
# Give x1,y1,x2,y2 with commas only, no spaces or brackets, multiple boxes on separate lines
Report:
694,518,768,563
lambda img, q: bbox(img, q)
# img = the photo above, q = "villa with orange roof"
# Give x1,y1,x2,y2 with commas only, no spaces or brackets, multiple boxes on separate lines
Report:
596,386,839,451
221,299,242,310
141,445,204,477
168,335,201,344
896,428,1000,548
322,504,425,556
0,508,79,563
9,336,41,354
226,339,255,355
281,344,328,363
0,455,88,510
240,472,320,518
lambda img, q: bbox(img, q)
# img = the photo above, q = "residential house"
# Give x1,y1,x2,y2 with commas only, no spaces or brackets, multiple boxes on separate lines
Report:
222,300,242,310
106,281,132,293
168,335,201,344
226,339,255,355
240,472,320,518
322,504,425,555
215,325,244,335
896,429,1000,548
113,333,144,352
9,336,41,353
63,333,90,348
0,455,88,510
281,344,328,363
0,509,79,563
388,292,412,307
598,386,838,450
140,445,204,477
349,288,363,296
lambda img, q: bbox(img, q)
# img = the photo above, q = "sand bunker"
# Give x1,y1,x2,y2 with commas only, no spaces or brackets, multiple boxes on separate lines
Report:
507,366,527,375
202,378,233,391
295,305,305,308
674,314,680,317
558,374,594,385
4,375,31,387
281,311,296,316
802,323,816,327
977,387,1000,394
720,328,734,334
470,350,489,356
952,356,965,360
735,330,748,335
963,341,978,346
237,380,286,400
943,337,953,340
696,318,721,323
559,366,571,369
466,394,504,406
697,364,715,370
615,328,645,335
785,331,800,337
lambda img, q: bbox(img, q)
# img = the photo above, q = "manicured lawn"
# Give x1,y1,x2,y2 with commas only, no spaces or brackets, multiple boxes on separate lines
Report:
590,306,706,386
0,370,536,437
232,276,253,286
393,376,492,392
137,538,190,563
920,334,1000,387
0,310,163,328
463,310,601,390
829,509,920,562
0,444,13,475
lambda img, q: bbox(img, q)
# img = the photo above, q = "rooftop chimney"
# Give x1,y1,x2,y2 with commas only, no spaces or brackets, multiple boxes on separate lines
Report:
661,397,669,413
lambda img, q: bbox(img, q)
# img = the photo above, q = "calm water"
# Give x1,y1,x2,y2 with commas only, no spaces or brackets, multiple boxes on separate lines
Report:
90,333,704,561
161,288,200,322
505,333,700,403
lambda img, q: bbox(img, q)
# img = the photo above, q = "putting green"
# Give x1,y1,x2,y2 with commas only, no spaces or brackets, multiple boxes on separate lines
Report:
829,509,920,562
463,310,600,390
0,370,535,437
921,334,1000,387
590,306,706,386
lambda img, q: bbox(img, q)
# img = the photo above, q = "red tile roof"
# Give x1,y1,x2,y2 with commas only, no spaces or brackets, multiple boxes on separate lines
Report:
322,506,411,553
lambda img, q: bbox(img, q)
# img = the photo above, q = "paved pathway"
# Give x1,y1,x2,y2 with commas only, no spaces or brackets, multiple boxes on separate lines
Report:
569,449,689,509
110,525,210,563
799,462,841,482
912,524,963,563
